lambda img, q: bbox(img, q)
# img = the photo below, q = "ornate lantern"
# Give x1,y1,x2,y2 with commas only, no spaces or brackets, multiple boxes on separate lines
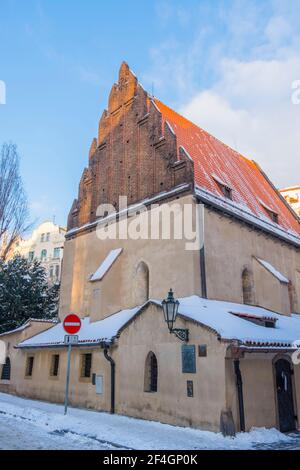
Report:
162,289,189,342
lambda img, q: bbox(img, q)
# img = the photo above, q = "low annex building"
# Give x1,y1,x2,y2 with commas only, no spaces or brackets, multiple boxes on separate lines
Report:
1,63,300,434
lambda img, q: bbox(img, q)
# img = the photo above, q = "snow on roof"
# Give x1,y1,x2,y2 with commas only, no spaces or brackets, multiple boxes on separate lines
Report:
0,318,58,337
16,297,300,350
17,306,141,348
0,322,31,337
90,248,123,282
211,173,232,190
255,258,289,284
174,296,300,348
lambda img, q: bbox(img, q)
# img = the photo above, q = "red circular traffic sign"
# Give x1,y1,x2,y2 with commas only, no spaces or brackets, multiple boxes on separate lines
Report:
63,314,81,334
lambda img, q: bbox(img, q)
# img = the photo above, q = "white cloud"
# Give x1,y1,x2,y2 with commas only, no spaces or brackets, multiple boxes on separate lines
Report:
181,55,300,188
147,2,300,188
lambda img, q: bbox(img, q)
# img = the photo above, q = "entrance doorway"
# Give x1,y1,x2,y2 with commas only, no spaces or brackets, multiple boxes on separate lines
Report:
275,358,296,432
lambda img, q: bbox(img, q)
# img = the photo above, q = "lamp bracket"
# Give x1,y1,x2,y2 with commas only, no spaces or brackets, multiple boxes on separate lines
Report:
171,328,189,343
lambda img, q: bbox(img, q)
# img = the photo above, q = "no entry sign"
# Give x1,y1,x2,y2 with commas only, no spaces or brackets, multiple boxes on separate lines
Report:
63,314,81,335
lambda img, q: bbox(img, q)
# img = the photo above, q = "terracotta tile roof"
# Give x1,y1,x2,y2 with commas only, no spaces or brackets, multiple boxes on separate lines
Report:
154,99,300,237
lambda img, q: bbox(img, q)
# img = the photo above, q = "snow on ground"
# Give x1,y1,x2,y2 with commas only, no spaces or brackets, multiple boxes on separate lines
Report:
0,392,298,450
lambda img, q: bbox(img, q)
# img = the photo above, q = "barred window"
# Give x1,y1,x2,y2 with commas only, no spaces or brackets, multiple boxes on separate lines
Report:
81,353,92,378
50,354,60,377
25,356,34,377
144,351,158,393
1,357,11,381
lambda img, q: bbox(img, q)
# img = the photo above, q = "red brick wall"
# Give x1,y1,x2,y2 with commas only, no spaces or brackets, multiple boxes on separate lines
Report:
67,63,194,231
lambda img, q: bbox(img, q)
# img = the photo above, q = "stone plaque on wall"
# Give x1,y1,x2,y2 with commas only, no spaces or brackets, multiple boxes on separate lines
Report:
181,345,196,373
95,375,103,395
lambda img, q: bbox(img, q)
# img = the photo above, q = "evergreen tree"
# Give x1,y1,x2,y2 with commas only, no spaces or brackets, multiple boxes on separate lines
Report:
0,255,59,333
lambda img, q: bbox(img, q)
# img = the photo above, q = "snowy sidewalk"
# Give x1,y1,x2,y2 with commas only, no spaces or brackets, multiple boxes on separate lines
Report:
0,392,297,450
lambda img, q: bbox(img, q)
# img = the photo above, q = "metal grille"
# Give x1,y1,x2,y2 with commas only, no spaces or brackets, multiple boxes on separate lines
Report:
81,353,92,378
1,357,11,381
150,354,158,392
51,354,60,376
26,356,34,377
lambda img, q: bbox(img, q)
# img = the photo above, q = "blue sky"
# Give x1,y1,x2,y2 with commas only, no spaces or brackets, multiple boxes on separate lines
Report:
0,0,299,227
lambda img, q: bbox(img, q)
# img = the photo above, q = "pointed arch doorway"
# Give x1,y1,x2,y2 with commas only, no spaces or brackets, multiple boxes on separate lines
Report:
274,358,296,432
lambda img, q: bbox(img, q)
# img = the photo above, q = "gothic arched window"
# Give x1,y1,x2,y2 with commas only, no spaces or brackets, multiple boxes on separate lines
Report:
1,357,11,381
242,268,255,305
134,261,150,305
144,352,158,393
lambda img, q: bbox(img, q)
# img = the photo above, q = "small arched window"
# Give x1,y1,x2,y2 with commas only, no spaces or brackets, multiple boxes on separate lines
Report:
144,351,158,393
41,249,47,260
134,261,149,305
242,268,255,305
1,357,11,381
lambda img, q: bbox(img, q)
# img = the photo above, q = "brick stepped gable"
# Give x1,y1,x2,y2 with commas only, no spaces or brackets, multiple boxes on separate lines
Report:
67,62,194,231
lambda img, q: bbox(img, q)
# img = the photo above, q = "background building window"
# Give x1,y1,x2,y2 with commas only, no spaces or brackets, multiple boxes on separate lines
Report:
80,353,92,378
25,356,34,377
41,249,47,260
46,232,50,241
1,357,11,381
28,251,35,261
40,233,45,242
53,247,60,258
144,351,158,392
242,268,255,305
55,265,60,279
49,266,54,278
50,354,60,377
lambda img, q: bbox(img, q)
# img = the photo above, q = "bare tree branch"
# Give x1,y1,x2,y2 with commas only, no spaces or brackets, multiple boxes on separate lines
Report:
0,143,31,260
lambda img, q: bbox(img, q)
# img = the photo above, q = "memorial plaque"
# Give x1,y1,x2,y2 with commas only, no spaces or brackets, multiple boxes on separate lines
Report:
198,344,207,357
181,345,196,373
95,375,103,395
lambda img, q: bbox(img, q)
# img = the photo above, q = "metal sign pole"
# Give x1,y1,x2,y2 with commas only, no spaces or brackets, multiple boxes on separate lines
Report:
64,343,72,415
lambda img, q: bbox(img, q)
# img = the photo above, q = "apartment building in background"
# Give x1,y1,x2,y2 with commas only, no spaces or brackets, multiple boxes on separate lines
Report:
14,221,66,284
280,186,300,217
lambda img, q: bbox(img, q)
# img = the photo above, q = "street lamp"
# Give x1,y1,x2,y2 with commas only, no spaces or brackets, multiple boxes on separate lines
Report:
162,289,189,342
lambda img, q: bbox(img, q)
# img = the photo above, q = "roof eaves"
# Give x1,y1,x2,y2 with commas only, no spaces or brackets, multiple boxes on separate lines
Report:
195,186,300,248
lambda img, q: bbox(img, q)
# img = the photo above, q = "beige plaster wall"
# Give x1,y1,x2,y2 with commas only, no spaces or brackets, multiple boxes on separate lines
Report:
12,347,110,410
60,195,201,322
204,209,300,314
0,321,57,395
115,303,228,431
226,352,300,432
240,355,278,430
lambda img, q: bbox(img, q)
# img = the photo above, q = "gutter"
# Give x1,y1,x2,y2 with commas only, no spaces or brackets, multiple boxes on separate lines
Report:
100,341,115,414
198,203,207,298
234,359,245,432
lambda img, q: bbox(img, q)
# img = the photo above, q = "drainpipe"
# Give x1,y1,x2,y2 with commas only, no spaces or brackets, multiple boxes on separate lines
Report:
101,342,115,414
234,359,245,432
198,203,207,298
